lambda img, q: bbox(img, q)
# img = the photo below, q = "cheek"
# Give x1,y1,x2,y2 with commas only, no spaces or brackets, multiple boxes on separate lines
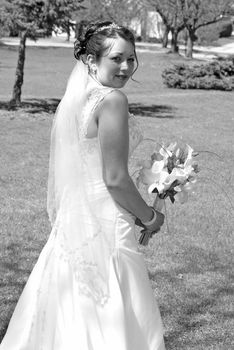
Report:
100,63,116,76
130,62,136,71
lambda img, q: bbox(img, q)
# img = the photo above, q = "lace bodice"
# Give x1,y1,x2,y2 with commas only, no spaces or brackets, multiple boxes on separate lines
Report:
79,86,143,159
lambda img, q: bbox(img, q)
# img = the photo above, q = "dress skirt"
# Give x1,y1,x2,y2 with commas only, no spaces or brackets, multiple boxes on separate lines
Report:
0,204,165,350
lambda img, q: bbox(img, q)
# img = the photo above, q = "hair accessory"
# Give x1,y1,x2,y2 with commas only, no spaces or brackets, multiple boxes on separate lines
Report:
74,39,86,59
94,23,121,34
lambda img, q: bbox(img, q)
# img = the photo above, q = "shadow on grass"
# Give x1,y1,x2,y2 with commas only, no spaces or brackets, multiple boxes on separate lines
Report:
0,99,176,119
129,103,176,118
0,98,60,114
0,240,38,342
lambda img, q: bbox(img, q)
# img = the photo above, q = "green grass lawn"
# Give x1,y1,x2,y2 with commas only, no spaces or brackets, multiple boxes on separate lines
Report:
0,44,234,349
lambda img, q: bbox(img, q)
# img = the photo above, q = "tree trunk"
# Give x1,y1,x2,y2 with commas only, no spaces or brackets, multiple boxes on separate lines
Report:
162,25,170,48
140,7,148,42
11,31,27,106
186,30,196,58
170,29,179,53
66,23,71,41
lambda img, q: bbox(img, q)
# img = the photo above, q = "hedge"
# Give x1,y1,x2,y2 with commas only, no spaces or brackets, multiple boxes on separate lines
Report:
162,58,234,91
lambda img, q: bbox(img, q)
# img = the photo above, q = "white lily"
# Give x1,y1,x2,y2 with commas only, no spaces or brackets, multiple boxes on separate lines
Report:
151,160,165,173
148,170,169,194
175,148,180,158
184,144,194,167
167,142,178,153
138,142,198,202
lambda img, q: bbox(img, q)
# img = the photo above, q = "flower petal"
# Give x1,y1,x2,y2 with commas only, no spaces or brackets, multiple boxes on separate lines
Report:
159,146,171,159
151,160,165,174
155,183,166,194
148,183,157,193
167,142,177,153
184,144,194,167
175,148,180,157
158,170,170,183
170,167,187,182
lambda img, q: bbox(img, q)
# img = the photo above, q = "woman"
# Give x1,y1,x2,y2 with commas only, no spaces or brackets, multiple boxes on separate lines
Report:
0,21,166,350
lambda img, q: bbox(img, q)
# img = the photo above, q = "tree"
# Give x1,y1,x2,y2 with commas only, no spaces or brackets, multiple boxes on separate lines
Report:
149,0,185,53
75,0,152,42
80,0,144,27
0,0,84,106
50,0,86,41
179,0,233,58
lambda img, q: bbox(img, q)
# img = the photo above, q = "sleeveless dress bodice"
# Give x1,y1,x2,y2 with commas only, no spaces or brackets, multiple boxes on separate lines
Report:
78,86,143,199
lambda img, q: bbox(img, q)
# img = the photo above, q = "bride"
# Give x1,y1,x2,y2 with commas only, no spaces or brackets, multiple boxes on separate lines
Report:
0,21,166,350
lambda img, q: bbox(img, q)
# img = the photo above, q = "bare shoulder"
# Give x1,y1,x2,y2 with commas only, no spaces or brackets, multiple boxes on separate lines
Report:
104,89,128,104
98,89,128,115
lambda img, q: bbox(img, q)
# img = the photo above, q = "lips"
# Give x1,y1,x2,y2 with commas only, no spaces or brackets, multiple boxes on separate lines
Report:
116,75,128,80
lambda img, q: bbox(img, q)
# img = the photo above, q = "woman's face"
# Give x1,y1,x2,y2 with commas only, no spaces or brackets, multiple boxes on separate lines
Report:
95,36,136,88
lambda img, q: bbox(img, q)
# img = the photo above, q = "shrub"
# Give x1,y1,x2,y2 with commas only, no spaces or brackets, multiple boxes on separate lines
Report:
197,19,233,45
162,58,234,91
219,21,233,38
148,37,162,44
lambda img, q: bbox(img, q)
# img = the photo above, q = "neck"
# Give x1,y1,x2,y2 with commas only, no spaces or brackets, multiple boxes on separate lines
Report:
89,73,103,87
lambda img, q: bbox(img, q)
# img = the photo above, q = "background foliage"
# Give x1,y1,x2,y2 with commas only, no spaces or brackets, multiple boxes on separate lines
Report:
197,18,233,44
162,57,234,90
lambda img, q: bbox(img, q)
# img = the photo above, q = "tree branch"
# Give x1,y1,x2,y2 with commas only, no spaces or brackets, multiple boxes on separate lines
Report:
196,16,223,30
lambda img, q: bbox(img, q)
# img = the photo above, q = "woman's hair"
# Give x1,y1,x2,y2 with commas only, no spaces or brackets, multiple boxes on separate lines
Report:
74,21,138,66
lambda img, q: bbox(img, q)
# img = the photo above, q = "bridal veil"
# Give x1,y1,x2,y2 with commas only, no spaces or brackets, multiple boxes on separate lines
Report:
47,60,115,305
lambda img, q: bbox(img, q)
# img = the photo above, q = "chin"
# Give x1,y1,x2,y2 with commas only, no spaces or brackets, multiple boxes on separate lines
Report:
113,79,129,88
102,78,128,89
114,82,126,88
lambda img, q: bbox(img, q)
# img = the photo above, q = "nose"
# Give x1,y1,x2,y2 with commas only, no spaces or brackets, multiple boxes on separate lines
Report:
120,60,130,71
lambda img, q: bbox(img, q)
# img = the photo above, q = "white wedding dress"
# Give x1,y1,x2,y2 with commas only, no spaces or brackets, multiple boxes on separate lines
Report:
0,84,165,350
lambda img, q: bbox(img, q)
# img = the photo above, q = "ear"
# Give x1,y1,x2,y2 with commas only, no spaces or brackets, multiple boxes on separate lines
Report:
86,54,97,68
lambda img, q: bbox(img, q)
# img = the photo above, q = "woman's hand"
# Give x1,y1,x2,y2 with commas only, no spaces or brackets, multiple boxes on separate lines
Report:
135,217,145,228
138,209,165,245
142,208,165,233
136,209,164,232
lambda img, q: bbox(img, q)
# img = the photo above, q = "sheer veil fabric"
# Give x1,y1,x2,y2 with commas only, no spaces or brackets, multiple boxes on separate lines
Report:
47,60,115,304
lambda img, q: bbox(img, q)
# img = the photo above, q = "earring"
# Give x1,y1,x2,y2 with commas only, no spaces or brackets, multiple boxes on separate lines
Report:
90,65,97,75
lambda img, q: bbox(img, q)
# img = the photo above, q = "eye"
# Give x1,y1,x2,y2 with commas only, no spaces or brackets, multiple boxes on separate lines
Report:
128,57,135,63
111,56,122,63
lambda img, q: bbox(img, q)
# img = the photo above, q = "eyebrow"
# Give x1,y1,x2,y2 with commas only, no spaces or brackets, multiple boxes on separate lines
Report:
110,52,135,56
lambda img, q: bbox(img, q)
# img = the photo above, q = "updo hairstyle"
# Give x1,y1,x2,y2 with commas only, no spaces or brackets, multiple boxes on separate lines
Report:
74,21,137,65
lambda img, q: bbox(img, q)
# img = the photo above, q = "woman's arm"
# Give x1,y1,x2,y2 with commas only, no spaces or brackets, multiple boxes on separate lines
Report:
96,90,164,229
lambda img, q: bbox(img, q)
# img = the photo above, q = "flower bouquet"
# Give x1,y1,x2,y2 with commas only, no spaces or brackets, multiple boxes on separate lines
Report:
137,142,199,245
